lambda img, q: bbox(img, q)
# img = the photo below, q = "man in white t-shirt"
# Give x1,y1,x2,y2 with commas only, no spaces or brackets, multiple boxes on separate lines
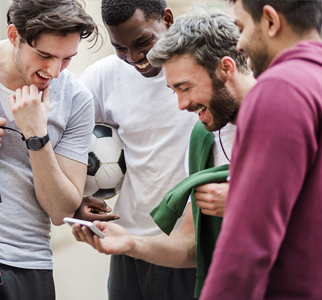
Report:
75,1,198,299
72,8,256,299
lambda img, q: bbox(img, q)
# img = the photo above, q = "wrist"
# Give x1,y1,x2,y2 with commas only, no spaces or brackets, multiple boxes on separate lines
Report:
23,133,50,151
127,235,141,257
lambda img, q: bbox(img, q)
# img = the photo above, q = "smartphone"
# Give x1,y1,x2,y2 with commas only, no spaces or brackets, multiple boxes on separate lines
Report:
63,217,105,238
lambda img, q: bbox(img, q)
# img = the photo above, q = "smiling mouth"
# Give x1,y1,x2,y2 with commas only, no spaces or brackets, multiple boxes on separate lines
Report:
194,105,206,114
37,71,52,80
135,62,150,70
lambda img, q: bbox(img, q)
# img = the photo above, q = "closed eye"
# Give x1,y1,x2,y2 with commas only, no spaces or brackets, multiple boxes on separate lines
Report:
38,54,51,59
136,38,153,46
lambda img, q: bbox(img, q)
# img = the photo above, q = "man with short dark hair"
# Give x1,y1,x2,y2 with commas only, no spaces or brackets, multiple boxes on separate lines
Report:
77,1,198,299
0,0,98,299
200,0,322,299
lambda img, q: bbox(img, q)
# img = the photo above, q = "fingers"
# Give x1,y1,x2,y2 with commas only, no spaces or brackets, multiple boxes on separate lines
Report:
89,213,120,222
194,183,227,217
72,224,97,248
85,196,110,211
41,86,51,103
41,86,50,115
74,196,117,221
195,196,225,216
0,118,7,147
9,85,49,138
0,117,6,127
8,94,17,110
14,85,38,105
71,223,84,241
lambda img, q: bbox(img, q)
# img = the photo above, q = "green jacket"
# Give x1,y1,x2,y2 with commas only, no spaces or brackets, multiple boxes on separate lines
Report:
150,120,229,298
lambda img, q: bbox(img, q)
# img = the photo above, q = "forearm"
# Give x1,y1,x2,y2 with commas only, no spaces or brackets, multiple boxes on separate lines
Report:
29,143,84,225
129,230,196,268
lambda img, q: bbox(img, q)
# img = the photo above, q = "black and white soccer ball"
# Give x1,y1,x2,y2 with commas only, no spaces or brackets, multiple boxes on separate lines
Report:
84,123,126,199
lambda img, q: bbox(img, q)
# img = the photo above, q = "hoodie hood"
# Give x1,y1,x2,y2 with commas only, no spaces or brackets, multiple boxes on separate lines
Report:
269,40,322,69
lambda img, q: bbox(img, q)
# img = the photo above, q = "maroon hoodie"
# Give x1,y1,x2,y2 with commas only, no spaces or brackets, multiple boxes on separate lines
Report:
201,41,322,300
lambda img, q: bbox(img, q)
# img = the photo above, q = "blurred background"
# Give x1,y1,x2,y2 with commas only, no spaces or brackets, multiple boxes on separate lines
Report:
0,0,232,299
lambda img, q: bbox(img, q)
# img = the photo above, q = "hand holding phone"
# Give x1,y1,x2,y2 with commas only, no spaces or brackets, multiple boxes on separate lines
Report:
63,217,105,238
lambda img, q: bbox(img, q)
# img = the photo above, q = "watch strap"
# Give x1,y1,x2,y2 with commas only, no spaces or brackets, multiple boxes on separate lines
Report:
24,133,50,151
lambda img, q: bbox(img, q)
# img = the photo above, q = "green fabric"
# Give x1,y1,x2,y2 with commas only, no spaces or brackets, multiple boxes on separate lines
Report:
150,164,229,235
150,120,230,298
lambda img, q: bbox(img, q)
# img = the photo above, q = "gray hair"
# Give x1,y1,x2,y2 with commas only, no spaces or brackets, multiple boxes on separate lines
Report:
147,8,249,76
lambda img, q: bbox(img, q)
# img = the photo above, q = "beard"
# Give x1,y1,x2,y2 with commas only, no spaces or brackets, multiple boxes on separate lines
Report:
15,43,32,87
247,27,269,78
204,76,239,132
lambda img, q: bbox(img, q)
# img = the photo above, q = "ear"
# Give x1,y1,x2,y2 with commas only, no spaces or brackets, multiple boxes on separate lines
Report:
163,8,174,28
262,5,280,38
217,56,236,82
7,24,20,47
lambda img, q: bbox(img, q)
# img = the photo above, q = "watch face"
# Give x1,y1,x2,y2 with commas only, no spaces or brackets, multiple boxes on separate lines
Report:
27,137,42,150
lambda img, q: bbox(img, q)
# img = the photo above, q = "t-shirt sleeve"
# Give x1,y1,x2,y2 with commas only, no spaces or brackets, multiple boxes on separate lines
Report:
53,80,95,165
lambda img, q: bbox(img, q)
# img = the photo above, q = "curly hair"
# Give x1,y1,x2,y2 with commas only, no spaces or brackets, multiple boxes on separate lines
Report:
101,0,167,26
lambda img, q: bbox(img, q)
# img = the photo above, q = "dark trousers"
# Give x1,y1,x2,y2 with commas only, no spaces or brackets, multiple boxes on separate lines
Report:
0,263,55,300
108,254,197,300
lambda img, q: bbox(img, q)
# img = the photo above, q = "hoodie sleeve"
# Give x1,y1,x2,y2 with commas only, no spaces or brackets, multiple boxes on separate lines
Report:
200,77,318,300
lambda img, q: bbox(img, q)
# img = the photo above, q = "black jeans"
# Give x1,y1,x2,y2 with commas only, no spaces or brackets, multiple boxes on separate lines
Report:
0,263,55,300
108,254,198,300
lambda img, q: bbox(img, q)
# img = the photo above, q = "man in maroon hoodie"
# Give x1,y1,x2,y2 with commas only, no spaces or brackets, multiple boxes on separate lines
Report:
200,1,322,300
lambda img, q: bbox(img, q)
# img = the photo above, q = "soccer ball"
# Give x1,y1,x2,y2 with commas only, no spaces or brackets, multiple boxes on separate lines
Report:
84,123,126,199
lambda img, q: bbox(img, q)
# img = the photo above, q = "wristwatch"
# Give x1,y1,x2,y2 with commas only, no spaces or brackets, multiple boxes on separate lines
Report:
24,133,50,151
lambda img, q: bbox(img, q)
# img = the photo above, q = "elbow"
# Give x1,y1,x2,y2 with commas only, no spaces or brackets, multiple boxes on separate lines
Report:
50,209,76,226
50,211,74,226
51,217,66,226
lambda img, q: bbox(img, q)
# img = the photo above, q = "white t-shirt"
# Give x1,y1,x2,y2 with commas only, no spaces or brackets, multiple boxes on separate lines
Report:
80,55,198,236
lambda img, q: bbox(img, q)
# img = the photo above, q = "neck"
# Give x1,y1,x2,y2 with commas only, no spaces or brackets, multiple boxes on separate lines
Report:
230,71,256,106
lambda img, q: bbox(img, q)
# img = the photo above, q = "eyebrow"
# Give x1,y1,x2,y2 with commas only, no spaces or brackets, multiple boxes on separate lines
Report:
111,33,153,48
172,81,190,89
36,49,78,59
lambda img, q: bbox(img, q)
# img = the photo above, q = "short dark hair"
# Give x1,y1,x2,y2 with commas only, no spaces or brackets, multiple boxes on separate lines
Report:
101,0,167,26
228,0,322,35
7,0,99,47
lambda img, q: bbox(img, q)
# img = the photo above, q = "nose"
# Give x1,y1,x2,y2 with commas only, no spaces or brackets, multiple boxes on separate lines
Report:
47,59,62,78
127,48,145,64
236,40,243,54
177,94,192,111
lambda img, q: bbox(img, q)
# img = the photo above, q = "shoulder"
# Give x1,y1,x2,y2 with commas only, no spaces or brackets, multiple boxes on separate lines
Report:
81,54,132,79
50,69,93,103
242,63,312,118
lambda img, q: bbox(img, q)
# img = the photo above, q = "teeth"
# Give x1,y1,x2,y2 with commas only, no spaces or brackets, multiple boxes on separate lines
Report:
37,72,51,79
194,106,206,114
136,62,150,69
